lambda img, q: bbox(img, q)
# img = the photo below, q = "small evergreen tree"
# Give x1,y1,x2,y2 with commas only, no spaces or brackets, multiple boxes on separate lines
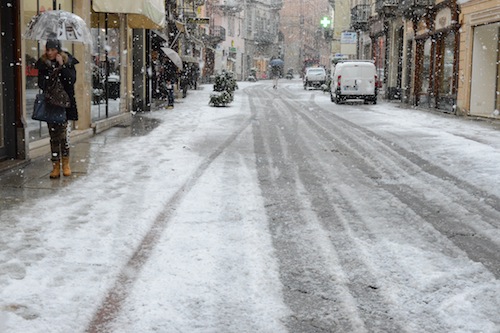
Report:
210,72,238,107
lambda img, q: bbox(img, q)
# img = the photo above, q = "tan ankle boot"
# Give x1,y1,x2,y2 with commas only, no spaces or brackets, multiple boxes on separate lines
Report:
62,157,72,177
50,160,61,179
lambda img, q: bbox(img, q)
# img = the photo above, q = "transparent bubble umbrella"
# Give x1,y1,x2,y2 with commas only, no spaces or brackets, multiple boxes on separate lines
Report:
24,10,92,45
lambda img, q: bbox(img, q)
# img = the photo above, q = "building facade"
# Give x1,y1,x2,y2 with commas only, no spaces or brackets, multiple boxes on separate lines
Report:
206,0,246,80
281,0,332,75
244,0,284,80
350,0,372,60
367,0,461,110
2,0,499,173
404,0,460,111
457,0,500,118
0,0,165,172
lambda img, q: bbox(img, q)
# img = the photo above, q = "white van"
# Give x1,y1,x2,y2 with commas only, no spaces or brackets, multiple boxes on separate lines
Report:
330,61,378,104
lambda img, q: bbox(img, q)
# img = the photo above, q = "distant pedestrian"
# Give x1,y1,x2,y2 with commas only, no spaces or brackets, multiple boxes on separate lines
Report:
271,65,280,89
155,65,167,100
165,79,175,109
180,70,189,98
36,39,79,179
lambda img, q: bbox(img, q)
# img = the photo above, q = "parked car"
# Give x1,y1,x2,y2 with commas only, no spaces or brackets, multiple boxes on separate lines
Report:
303,67,327,90
330,60,378,104
107,74,120,100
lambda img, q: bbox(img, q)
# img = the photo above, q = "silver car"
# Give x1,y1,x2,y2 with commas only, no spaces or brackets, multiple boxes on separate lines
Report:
303,67,327,90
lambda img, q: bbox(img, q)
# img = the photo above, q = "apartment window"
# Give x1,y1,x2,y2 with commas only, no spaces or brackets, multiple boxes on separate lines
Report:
228,17,235,37
247,11,253,35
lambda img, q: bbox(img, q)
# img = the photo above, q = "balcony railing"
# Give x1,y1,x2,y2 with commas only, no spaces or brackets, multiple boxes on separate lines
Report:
375,0,399,16
400,0,435,18
184,0,205,6
270,0,284,10
181,9,197,19
254,31,275,44
351,4,370,30
218,0,243,13
209,25,226,43
201,25,226,46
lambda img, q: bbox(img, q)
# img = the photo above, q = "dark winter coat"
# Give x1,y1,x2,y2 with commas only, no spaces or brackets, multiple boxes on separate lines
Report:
36,51,79,121
271,66,281,79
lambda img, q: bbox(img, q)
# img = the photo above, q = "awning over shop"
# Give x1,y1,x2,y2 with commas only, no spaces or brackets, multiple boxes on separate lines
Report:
175,21,186,33
181,55,199,64
152,30,169,42
91,12,120,29
188,35,205,47
93,0,166,29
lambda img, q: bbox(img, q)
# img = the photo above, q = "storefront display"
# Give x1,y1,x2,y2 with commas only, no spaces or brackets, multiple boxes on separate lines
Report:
413,4,459,112
456,0,500,118
469,23,500,117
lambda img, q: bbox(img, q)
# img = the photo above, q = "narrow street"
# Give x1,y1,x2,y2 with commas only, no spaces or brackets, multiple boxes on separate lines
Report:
248,82,500,331
1,80,499,332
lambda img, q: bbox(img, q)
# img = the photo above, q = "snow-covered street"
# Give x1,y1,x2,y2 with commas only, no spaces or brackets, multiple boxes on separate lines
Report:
1,80,499,332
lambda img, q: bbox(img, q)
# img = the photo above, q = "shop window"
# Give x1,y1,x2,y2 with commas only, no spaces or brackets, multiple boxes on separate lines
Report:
404,36,414,103
91,14,121,122
470,22,500,116
25,1,74,141
497,27,500,113
420,38,432,95
374,36,386,88
439,31,455,96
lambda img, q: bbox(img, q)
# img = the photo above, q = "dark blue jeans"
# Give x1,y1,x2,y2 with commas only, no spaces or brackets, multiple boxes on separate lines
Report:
167,89,174,106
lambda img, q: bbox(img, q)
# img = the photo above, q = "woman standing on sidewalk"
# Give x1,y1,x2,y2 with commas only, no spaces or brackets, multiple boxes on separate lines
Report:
36,39,79,178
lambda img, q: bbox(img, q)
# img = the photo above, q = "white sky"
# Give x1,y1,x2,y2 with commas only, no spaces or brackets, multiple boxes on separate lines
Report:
1,80,499,332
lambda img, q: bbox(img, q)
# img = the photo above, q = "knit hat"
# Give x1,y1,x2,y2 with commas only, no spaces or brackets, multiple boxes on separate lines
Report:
46,39,61,52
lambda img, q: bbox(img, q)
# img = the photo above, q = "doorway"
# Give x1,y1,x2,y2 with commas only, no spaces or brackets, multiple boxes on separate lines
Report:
470,22,500,117
0,3,18,161
0,25,5,160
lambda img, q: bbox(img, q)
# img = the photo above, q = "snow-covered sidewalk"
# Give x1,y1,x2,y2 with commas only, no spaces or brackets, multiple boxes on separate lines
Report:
0,83,290,332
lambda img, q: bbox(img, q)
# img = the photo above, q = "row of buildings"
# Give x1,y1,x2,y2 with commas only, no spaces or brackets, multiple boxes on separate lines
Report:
0,0,499,171
248,0,498,123
0,0,285,170
328,0,499,119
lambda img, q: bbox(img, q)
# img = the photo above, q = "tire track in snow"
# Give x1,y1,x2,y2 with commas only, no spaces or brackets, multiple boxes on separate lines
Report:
294,100,500,279
252,85,499,330
250,86,408,332
266,95,453,331
85,111,257,333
